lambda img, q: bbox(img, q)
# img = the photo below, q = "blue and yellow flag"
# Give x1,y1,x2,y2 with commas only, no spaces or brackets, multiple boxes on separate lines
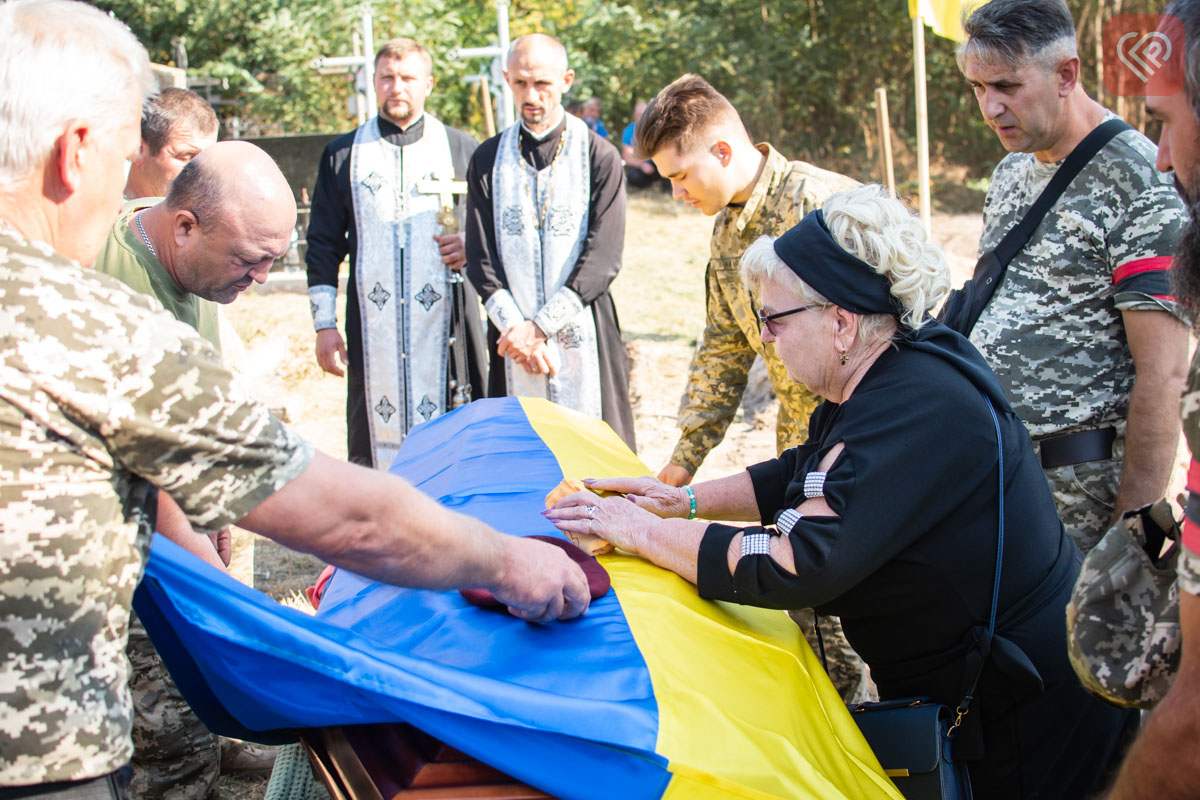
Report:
136,397,901,800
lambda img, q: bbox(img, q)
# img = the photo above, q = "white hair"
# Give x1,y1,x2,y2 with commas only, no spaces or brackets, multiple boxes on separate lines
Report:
740,185,951,336
0,0,155,190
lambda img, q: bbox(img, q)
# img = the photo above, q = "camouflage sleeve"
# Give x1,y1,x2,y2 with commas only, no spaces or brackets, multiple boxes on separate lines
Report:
102,314,313,532
670,259,758,474
1179,547,1200,597
1109,183,1187,321
43,282,315,533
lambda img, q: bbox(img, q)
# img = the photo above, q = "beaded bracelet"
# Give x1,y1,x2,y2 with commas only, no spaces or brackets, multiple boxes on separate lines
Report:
684,484,697,520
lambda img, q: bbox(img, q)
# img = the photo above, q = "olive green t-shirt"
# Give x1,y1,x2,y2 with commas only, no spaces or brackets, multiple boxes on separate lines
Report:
94,199,221,351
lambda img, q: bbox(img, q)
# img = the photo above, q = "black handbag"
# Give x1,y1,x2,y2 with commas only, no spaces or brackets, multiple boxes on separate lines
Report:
825,394,1007,800
849,698,971,800
938,118,1131,336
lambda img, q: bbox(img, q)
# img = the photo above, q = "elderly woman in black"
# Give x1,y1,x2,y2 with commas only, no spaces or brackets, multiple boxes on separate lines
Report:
547,186,1135,799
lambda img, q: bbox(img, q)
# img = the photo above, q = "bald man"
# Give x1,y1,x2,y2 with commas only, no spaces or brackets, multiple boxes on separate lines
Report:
465,34,635,447
94,140,296,797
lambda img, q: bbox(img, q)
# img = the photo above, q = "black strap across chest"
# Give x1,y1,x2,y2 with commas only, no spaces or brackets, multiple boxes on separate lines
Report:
939,118,1133,336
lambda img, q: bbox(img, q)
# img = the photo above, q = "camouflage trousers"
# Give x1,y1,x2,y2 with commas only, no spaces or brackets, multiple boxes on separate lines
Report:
788,609,877,705
1039,432,1124,554
126,615,219,800
125,530,255,800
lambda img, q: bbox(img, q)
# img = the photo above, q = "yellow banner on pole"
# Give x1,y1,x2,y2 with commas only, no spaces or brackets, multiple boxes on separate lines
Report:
908,0,979,42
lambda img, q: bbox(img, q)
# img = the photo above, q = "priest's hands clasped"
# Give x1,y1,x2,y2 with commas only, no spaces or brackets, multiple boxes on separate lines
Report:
498,320,558,376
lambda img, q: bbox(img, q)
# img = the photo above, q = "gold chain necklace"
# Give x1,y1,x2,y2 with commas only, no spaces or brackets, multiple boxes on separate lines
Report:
518,126,568,230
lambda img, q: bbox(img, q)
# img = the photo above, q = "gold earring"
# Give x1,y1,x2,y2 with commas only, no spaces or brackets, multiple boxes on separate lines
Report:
839,350,849,366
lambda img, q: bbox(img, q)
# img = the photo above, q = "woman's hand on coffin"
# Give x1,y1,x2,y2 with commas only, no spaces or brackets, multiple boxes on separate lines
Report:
492,535,592,622
544,492,661,555
578,475,689,519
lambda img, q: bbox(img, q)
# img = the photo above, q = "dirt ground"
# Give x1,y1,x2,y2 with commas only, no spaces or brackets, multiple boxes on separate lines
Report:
225,191,984,604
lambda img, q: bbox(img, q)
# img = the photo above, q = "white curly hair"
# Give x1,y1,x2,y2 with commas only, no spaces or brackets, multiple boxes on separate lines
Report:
741,184,950,341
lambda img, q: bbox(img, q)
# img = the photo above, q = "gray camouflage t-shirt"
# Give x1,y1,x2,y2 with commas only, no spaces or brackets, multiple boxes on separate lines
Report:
0,222,313,785
971,119,1185,438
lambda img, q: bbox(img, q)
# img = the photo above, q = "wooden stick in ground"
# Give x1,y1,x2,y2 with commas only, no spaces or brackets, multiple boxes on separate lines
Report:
912,15,932,235
480,74,496,139
874,87,896,198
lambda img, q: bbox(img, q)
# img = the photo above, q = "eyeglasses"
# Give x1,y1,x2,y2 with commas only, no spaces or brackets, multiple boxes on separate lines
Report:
756,304,813,336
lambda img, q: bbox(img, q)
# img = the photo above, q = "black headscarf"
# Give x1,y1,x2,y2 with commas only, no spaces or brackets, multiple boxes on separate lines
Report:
771,209,1011,411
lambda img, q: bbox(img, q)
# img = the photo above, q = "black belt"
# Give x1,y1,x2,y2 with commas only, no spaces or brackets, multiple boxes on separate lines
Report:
1038,426,1117,469
0,766,130,800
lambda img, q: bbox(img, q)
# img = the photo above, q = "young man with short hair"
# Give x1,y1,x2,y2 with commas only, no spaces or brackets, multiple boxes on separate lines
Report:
635,74,869,703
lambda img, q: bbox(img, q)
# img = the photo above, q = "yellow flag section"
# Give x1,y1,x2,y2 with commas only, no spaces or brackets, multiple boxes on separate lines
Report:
520,398,902,800
909,0,984,42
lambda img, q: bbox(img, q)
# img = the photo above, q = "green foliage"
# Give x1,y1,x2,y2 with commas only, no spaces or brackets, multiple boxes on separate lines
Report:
96,0,1141,180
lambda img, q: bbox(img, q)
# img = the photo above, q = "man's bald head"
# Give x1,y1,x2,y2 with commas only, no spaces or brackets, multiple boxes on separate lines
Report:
507,33,568,72
164,141,296,303
504,34,574,134
167,140,293,225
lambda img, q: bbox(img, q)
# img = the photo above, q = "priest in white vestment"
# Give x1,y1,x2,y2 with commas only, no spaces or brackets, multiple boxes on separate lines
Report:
307,38,487,469
465,34,635,448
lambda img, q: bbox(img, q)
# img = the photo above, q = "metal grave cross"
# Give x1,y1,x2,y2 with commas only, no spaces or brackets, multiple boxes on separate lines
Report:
416,176,469,234
415,174,472,409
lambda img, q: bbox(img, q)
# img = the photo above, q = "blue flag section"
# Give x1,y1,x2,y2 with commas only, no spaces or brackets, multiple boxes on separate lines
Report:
135,397,901,799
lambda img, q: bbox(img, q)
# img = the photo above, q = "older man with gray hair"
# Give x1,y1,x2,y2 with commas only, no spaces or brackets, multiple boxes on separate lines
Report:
957,0,1189,552
0,3,591,799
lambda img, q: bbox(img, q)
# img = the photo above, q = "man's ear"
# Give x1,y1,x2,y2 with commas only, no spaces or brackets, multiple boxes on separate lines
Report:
711,139,734,167
132,140,148,167
53,119,90,195
1056,56,1080,97
172,208,200,248
561,68,575,93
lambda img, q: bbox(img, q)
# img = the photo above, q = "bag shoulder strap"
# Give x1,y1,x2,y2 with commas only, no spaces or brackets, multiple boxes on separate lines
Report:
947,394,1006,739
990,117,1132,267
957,118,1134,335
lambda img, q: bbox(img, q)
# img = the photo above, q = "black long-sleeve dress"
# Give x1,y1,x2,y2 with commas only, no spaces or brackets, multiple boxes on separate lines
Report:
696,322,1136,800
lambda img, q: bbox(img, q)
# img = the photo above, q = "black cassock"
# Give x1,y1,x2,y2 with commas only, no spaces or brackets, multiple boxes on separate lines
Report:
306,116,488,466
464,116,636,449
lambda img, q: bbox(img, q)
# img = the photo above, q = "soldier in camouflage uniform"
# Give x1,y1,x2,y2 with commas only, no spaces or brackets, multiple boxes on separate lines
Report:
633,75,872,704
960,0,1189,554
0,7,591,796
95,141,297,799
1104,5,1200,794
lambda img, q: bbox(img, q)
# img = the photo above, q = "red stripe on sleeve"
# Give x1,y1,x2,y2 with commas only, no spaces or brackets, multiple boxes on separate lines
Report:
1185,460,1200,553
1184,517,1200,554
1112,256,1173,285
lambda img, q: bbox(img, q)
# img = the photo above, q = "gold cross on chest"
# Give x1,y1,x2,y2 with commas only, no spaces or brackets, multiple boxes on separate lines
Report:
416,176,468,234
